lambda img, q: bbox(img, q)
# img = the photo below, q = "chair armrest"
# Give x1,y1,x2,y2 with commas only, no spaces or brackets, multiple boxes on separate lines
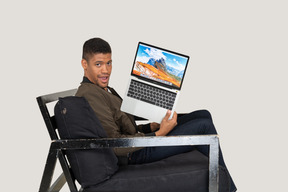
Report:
51,135,219,192
52,135,217,149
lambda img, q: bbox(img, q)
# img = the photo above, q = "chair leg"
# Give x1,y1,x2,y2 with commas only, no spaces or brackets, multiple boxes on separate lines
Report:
39,147,58,192
208,137,219,192
57,150,78,192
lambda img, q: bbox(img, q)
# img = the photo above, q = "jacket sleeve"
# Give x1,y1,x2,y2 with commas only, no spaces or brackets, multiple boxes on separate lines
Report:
76,85,145,139
76,84,155,156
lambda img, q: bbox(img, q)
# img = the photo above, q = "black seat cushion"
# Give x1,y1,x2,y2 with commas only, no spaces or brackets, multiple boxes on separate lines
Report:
83,150,230,192
54,96,119,188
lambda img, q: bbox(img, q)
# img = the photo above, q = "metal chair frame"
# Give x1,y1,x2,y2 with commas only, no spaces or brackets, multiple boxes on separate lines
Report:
37,89,219,192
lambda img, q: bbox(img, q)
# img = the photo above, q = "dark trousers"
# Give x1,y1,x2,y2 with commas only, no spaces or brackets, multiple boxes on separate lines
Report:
129,110,236,192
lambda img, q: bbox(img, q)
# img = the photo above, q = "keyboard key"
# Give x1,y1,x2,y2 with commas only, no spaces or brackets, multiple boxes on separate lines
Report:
127,80,176,110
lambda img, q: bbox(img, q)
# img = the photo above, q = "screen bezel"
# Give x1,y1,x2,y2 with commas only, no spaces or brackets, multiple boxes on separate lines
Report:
130,42,190,90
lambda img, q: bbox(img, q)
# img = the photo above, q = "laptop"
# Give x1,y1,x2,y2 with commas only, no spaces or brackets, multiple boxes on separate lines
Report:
120,42,190,123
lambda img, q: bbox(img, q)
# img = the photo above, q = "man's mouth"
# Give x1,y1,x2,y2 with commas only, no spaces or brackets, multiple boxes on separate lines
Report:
99,76,109,83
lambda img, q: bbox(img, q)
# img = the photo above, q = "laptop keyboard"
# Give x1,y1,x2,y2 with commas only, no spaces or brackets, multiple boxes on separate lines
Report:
127,80,177,110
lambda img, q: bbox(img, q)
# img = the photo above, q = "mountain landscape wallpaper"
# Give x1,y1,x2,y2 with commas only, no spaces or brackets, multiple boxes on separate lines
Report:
133,44,188,88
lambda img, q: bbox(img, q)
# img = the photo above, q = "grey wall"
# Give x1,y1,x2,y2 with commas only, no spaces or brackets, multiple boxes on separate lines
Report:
1,0,287,191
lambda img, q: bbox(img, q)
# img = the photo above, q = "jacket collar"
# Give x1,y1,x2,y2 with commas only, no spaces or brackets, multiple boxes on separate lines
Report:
81,76,122,100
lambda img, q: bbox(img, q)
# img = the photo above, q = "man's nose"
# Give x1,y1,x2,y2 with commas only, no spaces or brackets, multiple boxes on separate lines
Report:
102,64,108,73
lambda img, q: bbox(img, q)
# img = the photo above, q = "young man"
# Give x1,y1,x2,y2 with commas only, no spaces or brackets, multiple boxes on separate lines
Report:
75,38,236,192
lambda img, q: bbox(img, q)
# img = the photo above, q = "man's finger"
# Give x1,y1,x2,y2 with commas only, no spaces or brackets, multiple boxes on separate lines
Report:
164,110,171,120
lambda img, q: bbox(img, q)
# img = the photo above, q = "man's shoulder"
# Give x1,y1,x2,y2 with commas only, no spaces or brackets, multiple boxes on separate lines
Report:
76,82,121,103
76,83,103,97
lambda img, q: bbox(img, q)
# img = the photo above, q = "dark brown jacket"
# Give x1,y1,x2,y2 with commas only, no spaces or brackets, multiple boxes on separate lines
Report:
76,80,152,156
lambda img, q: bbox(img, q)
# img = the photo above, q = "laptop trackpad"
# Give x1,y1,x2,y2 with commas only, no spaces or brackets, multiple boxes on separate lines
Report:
121,97,167,124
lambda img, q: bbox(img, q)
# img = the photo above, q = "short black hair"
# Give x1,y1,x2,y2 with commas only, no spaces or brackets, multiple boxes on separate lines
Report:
82,38,111,61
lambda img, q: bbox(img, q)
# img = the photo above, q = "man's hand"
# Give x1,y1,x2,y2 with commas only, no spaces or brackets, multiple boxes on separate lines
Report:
155,110,177,136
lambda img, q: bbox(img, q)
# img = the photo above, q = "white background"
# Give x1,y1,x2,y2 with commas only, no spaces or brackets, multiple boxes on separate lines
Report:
1,0,287,191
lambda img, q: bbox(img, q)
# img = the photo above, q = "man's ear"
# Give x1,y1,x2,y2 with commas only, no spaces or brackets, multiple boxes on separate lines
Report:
81,59,88,70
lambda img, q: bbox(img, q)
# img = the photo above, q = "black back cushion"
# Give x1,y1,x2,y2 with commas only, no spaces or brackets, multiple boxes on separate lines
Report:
54,96,118,188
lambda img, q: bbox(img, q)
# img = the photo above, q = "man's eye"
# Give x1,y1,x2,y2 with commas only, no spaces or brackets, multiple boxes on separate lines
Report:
95,63,101,67
107,62,112,66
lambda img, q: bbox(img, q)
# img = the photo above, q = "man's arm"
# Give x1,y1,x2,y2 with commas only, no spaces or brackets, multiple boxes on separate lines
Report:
76,84,145,138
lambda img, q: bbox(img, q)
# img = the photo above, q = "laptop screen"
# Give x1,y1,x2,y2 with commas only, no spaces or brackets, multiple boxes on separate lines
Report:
131,42,189,90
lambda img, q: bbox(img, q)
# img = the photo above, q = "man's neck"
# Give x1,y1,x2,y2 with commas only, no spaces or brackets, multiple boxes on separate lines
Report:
82,76,110,91
81,76,122,99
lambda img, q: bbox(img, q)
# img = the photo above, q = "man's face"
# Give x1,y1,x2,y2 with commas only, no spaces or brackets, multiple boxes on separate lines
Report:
81,53,112,89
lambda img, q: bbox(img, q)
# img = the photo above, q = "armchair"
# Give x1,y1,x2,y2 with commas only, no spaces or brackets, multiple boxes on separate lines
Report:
37,89,230,192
